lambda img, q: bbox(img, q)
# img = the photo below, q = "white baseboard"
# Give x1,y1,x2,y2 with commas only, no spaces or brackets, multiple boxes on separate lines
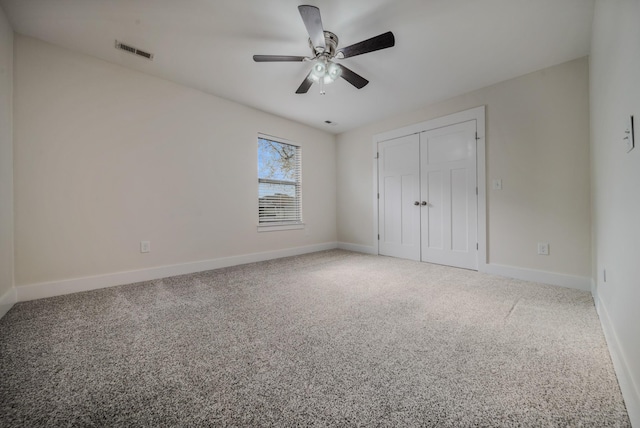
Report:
596,295,640,427
0,286,17,320
334,244,591,291
482,263,591,291
337,242,377,255
16,242,338,302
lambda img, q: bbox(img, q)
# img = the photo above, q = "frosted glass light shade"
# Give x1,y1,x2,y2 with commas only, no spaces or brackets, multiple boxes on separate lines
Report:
310,59,341,85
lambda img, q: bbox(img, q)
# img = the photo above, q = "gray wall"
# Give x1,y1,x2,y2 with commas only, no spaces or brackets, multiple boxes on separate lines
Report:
0,5,14,314
590,0,640,424
337,58,591,280
12,35,336,288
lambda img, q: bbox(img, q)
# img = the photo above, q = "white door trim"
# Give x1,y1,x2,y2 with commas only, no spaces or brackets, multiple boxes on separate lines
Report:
372,106,487,272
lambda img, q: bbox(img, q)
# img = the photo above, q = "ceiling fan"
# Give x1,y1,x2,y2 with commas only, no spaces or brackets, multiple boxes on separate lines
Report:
253,5,395,94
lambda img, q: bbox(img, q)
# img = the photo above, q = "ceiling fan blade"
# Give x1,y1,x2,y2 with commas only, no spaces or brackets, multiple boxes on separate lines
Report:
298,5,326,52
336,64,369,89
295,72,314,94
253,55,307,62
337,31,395,59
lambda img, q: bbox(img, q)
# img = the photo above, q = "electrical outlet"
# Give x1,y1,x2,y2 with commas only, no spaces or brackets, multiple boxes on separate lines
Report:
140,241,150,253
537,242,549,255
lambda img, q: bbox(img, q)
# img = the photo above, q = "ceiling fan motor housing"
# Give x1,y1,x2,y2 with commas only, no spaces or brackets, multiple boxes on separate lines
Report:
310,31,338,57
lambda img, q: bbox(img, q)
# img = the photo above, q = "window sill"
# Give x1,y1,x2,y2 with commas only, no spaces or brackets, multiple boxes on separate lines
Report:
257,223,305,232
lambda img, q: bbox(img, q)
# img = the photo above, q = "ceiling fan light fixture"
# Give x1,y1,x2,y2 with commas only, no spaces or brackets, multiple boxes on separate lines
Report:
310,59,341,85
322,74,335,84
311,60,327,79
327,62,341,81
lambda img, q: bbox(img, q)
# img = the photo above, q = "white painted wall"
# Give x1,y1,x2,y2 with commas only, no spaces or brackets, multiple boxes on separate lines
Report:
0,5,14,316
337,57,591,279
590,0,640,424
13,35,336,288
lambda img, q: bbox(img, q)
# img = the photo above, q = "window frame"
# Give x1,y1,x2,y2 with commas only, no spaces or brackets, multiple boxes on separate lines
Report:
257,133,304,232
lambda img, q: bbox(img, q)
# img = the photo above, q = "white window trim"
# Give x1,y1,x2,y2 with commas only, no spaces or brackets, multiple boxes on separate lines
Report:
257,133,304,232
257,223,305,233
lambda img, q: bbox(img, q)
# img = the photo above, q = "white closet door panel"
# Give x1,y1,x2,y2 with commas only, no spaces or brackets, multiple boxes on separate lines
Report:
378,134,421,261
420,121,477,270
425,170,443,250
383,176,401,244
451,167,469,252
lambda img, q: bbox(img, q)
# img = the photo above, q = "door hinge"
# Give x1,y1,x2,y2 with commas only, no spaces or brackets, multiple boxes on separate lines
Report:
377,193,380,199
476,243,479,250
378,234,380,240
475,132,480,140
376,152,379,159
476,187,478,195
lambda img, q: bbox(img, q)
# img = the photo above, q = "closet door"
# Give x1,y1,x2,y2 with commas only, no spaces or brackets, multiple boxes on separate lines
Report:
378,134,421,261
420,121,477,270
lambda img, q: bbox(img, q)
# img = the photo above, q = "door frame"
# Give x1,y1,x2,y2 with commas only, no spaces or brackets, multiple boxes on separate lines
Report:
372,106,487,271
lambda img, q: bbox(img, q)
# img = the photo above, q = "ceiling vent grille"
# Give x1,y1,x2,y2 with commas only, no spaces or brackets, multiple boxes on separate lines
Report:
115,40,154,60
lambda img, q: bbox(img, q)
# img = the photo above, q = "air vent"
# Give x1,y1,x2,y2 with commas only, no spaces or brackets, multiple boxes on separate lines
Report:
115,40,154,60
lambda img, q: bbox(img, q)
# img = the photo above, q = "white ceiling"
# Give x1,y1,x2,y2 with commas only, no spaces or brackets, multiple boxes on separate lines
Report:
0,0,595,134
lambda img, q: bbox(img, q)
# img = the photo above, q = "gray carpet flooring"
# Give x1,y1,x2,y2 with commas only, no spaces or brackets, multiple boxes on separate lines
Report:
0,250,630,427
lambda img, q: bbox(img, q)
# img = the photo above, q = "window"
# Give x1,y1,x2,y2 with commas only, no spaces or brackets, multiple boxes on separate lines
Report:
258,135,302,230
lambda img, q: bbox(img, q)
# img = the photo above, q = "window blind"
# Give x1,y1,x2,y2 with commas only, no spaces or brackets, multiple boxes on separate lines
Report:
258,137,302,225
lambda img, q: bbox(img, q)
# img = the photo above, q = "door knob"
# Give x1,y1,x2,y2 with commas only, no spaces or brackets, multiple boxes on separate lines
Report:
414,201,420,206
421,201,428,206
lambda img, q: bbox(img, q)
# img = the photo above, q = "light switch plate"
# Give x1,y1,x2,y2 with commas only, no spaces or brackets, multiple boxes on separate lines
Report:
625,115,635,153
